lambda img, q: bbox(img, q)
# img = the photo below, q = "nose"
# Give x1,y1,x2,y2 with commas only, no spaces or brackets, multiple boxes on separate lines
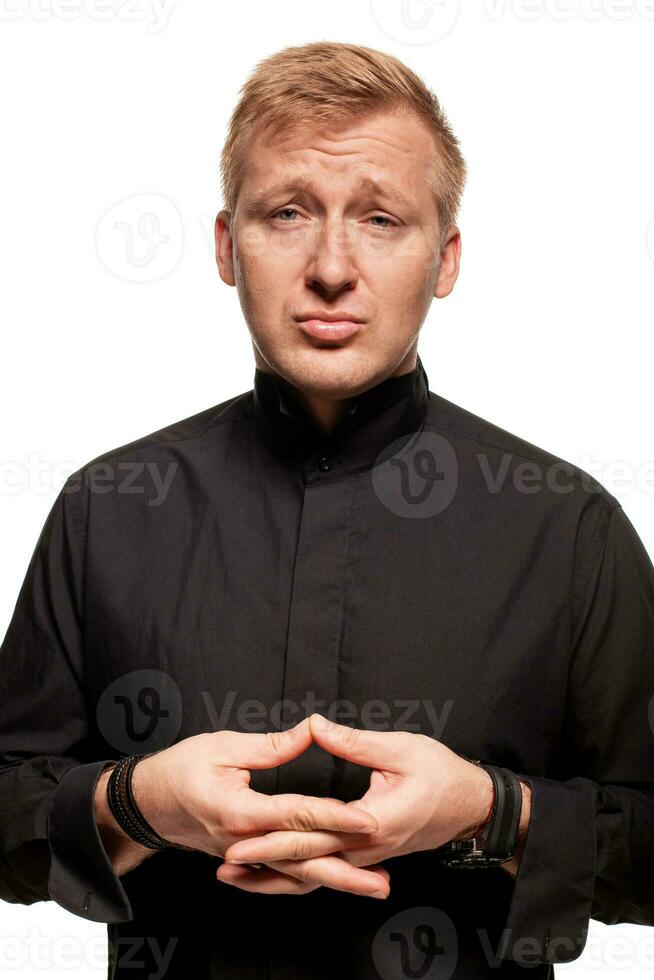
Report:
304,217,358,296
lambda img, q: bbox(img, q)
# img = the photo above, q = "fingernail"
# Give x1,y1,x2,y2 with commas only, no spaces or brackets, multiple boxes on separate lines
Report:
312,714,329,729
356,819,378,832
224,859,248,865
369,890,387,900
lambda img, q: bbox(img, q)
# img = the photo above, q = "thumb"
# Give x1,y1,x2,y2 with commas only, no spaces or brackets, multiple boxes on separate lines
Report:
309,714,403,771
222,716,314,770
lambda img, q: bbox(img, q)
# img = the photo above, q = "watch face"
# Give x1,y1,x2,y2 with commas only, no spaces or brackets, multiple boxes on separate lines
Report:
440,853,512,869
435,838,514,868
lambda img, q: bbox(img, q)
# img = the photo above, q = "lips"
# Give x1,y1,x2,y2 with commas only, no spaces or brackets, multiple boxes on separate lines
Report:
297,318,363,342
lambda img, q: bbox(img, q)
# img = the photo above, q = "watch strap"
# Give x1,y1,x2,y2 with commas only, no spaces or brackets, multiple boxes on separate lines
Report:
433,762,522,869
481,765,522,857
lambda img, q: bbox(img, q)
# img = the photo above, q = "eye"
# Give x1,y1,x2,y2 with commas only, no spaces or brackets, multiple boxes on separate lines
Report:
271,208,300,222
269,209,397,229
368,214,396,230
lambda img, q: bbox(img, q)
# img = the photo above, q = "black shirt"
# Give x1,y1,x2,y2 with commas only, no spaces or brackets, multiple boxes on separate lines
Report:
1,352,653,979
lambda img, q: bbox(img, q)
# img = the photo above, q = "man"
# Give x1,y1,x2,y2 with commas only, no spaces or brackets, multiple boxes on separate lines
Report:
1,39,653,980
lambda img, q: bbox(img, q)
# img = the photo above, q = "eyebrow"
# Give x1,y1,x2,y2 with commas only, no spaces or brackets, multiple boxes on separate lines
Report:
243,173,417,214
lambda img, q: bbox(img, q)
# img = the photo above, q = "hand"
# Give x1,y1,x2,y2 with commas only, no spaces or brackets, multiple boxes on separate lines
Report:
219,714,494,894
129,716,390,898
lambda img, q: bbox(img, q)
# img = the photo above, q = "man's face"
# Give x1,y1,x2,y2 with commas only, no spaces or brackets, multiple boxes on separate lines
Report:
215,106,460,399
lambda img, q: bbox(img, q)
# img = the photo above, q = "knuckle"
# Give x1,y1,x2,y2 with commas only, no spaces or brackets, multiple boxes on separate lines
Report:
292,836,315,861
222,811,250,837
265,729,285,755
208,728,232,755
291,807,316,833
346,871,364,891
342,725,361,752
269,859,304,882
292,862,312,883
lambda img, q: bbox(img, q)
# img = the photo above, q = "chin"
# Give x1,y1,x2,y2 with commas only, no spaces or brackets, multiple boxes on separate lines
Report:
271,345,392,398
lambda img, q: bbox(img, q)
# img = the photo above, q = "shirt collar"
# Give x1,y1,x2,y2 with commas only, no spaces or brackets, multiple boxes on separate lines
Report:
252,353,430,477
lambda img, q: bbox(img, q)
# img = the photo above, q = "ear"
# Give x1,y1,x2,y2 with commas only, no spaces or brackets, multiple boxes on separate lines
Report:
434,225,462,299
215,209,236,286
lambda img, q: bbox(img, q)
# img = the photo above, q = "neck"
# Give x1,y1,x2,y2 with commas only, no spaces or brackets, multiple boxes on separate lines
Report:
253,349,419,436
298,394,353,436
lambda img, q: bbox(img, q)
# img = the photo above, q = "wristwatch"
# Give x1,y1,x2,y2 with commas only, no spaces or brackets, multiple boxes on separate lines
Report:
433,756,523,869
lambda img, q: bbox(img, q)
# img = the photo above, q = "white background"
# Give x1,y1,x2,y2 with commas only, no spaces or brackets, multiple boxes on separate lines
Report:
1,1,653,977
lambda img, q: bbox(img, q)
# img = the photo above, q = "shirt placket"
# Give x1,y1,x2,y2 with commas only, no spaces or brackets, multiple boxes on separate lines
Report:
273,453,357,801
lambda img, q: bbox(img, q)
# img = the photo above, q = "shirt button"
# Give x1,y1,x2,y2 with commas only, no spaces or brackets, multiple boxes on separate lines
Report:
318,455,332,471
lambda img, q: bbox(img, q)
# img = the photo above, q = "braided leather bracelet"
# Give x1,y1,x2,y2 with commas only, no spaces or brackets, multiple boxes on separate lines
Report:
107,753,173,850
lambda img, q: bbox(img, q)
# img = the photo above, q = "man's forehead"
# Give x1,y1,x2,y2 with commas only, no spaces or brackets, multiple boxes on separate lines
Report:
243,171,419,206
244,109,436,172
253,106,429,146
240,138,437,214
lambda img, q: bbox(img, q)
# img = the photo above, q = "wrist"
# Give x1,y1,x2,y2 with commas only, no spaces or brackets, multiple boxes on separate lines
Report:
94,768,127,840
117,752,195,854
107,753,175,851
94,767,153,873
453,763,495,842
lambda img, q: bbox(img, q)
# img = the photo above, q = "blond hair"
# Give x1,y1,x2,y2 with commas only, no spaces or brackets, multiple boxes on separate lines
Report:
220,41,467,247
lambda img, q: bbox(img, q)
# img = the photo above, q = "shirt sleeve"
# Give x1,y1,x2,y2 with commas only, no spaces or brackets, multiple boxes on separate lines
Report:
497,498,654,966
0,474,134,923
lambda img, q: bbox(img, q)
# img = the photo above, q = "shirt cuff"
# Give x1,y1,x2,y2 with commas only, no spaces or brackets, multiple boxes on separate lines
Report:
47,759,134,923
496,773,596,966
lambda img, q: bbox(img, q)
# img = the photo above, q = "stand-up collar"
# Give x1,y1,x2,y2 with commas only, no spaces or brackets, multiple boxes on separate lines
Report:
253,353,430,477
